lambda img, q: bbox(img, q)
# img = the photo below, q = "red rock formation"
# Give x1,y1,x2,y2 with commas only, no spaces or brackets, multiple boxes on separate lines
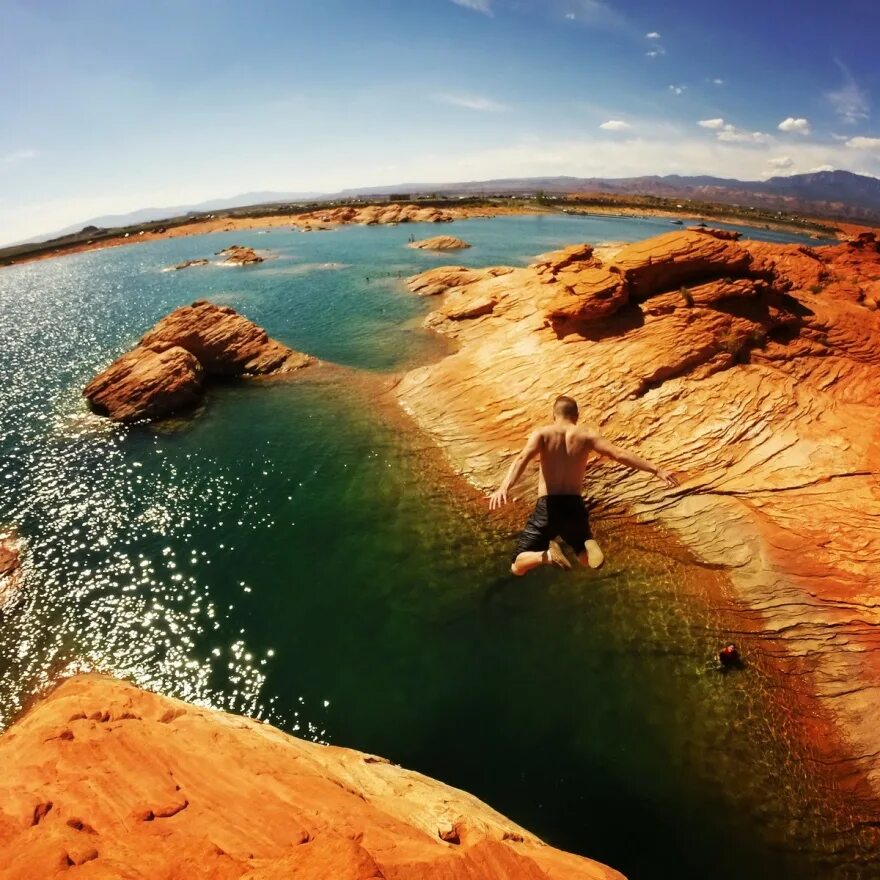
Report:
216,245,263,266
0,531,23,607
0,674,623,880
84,301,314,421
409,236,472,251
397,229,880,791
166,258,209,271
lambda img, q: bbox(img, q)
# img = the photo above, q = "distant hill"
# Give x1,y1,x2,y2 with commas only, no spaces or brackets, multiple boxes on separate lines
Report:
27,190,324,244
336,170,880,223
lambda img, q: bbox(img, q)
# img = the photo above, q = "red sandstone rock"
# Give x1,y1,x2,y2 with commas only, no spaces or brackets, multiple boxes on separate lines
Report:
84,301,314,421
396,229,880,796
83,345,205,422
409,236,472,251
0,531,23,607
543,266,628,322
216,245,263,265
0,674,623,880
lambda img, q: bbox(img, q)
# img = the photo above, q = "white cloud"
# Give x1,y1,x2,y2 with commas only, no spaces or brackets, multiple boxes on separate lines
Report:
777,117,811,135
645,46,666,58
451,0,493,14
767,156,794,169
711,78,724,85
599,119,632,131
1,149,38,165
668,85,686,95
809,165,835,172
434,93,509,112
826,60,869,124
561,1,626,28
846,136,880,150
404,134,880,189
716,124,771,145
645,31,661,39
698,118,725,130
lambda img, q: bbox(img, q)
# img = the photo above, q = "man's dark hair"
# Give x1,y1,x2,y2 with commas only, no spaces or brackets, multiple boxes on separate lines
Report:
553,395,578,420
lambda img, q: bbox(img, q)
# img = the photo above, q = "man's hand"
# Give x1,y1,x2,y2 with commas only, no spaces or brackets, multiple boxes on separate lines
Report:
655,468,679,488
489,488,509,511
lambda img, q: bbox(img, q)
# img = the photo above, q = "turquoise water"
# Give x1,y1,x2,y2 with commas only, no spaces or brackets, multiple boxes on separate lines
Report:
0,215,875,879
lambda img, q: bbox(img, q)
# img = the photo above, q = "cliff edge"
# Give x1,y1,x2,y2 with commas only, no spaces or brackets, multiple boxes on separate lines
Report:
0,674,623,880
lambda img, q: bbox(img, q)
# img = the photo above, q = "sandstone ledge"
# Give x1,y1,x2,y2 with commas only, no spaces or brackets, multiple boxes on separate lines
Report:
84,301,314,422
0,674,623,880
397,229,880,794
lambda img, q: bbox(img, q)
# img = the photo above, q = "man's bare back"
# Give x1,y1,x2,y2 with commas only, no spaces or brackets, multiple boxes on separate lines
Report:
489,395,678,576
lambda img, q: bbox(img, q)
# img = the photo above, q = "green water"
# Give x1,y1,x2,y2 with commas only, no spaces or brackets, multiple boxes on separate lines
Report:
0,215,876,879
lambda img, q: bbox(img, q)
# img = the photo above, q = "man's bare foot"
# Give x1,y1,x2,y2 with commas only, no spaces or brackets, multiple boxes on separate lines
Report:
585,539,605,569
547,540,572,570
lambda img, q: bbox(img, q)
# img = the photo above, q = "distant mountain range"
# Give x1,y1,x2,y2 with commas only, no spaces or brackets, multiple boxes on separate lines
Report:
335,170,880,222
29,170,880,243
35,190,324,242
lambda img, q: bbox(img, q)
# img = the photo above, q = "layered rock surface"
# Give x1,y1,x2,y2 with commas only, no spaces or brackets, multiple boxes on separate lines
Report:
0,674,622,880
397,229,880,789
84,301,313,422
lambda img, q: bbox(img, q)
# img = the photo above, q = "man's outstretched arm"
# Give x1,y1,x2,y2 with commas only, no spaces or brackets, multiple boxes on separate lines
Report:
590,435,679,488
489,431,542,510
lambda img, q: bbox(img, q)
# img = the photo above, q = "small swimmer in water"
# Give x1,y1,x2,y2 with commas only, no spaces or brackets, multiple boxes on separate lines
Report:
719,643,744,671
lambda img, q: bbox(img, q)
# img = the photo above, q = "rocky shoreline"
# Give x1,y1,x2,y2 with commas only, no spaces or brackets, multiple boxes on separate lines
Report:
0,204,529,268
396,228,880,797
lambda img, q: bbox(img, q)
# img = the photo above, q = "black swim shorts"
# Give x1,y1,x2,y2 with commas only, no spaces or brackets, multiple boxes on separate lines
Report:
512,495,592,561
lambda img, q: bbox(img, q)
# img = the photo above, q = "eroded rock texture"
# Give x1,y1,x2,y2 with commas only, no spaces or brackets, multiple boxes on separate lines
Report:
397,229,880,788
84,301,313,421
0,674,622,880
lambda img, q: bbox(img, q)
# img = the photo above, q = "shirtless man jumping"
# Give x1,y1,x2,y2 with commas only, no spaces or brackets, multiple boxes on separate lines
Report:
489,395,678,575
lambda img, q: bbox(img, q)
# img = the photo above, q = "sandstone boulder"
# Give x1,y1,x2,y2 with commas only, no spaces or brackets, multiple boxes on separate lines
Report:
216,245,263,266
84,345,205,422
0,531,23,607
410,236,472,251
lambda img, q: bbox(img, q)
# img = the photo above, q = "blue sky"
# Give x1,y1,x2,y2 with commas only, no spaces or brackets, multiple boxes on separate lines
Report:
2,0,879,243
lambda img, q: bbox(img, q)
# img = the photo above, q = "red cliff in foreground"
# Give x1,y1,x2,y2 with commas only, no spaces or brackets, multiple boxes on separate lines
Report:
83,301,314,422
398,229,880,791
0,674,622,880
